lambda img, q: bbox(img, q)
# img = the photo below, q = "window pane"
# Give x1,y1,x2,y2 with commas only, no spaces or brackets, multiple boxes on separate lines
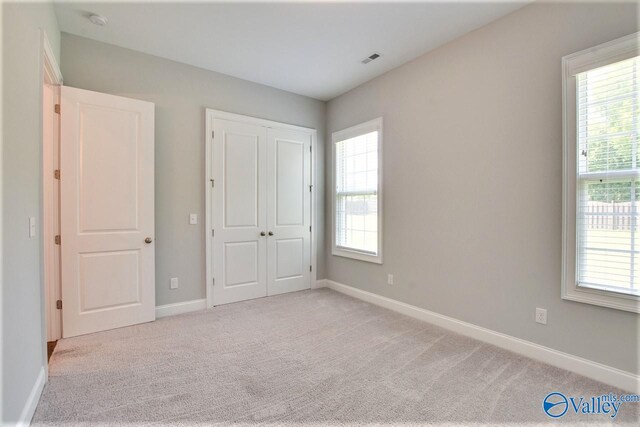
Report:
578,179,640,295
335,129,379,255
336,131,378,193
336,194,378,254
576,57,640,296
578,57,640,174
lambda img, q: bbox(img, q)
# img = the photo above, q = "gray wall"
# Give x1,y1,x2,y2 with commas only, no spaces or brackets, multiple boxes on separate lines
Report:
3,4,638,424
60,33,326,306
1,1,60,422
326,2,640,375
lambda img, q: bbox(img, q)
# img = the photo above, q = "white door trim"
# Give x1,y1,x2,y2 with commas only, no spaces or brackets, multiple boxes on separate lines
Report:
42,31,63,86
205,109,317,308
41,28,63,345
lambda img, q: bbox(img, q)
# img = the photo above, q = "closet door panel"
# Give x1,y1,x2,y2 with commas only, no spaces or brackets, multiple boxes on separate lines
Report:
267,128,311,295
212,119,267,305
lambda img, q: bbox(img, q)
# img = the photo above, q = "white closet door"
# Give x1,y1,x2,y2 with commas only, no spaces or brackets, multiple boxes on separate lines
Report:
212,119,268,305
266,128,311,295
60,86,155,338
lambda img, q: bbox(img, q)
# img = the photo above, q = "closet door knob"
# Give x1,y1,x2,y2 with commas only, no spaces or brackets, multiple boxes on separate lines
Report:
260,231,266,236
268,231,274,236
145,237,153,244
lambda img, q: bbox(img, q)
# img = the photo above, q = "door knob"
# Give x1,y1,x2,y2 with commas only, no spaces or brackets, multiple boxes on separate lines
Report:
268,231,274,236
145,237,153,244
260,231,266,236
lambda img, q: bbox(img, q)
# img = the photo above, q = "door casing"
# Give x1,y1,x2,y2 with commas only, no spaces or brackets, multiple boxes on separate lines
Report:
205,109,318,308
42,29,63,343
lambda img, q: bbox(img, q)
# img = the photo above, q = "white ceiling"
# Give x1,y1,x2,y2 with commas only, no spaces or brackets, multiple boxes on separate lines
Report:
54,1,528,101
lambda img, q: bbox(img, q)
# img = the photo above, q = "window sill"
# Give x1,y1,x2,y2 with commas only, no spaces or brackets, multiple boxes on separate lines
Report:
562,283,640,313
332,247,383,264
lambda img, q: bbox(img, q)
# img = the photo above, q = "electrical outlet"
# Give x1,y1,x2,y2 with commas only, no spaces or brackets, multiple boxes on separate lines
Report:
170,277,179,289
535,308,547,325
387,274,394,285
189,214,198,225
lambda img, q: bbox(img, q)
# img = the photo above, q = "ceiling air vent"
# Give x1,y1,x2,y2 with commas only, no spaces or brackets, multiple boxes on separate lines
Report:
361,53,381,64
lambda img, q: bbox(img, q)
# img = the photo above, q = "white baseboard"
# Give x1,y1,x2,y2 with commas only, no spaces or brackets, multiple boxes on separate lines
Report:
155,299,207,319
313,279,327,289
326,280,640,393
15,365,46,427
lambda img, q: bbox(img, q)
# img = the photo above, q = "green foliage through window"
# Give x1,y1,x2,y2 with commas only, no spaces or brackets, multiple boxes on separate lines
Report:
579,57,639,202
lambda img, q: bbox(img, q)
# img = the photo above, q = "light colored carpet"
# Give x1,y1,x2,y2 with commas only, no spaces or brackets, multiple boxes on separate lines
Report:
33,289,638,426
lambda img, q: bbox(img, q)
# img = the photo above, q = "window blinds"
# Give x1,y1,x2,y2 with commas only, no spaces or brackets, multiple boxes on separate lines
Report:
577,56,640,296
335,131,379,254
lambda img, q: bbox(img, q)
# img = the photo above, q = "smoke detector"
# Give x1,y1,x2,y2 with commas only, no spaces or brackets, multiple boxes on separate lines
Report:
88,14,108,26
361,53,381,64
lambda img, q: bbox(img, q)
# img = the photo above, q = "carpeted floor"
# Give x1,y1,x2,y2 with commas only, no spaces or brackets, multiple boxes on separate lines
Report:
33,288,638,426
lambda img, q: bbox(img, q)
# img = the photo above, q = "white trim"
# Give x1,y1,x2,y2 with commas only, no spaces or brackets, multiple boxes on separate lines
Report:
15,366,46,427
313,279,327,289
206,109,316,134
331,117,384,264
43,82,61,342
562,32,640,313
41,28,63,347
42,31,62,86
204,108,317,308
326,280,640,393
205,110,213,308
311,129,318,289
564,32,639,77
155,299,207,319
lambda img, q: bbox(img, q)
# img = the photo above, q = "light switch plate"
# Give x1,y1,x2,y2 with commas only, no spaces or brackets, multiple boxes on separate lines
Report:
170,277,179,289
189,214,197,225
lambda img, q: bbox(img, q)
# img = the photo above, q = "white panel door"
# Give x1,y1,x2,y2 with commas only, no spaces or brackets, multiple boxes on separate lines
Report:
212,119,268,304
60,86,155,338
266,128,311,295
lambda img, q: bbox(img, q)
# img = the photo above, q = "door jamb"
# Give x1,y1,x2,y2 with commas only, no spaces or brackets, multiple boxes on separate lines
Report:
41,30,63,354
204,109,318,308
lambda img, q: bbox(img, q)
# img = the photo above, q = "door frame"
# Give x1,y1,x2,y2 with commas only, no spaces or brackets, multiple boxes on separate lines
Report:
41,29,63,345
204,109,318,308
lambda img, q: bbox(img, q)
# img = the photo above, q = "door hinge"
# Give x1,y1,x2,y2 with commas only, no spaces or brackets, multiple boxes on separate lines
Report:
309,226,311,232
212,130,215,139
212,277,215,286
212,229,215,237
309,184,313,192
309,265,312,272
54,169,60,180
54,235,61,245
56,300,62,310
54,104,60,114
210,179,214,188
310,145,312,153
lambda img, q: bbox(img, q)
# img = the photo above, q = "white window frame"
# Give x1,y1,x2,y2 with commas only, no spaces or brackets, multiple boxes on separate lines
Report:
331,117,383,264
562,32,640,313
